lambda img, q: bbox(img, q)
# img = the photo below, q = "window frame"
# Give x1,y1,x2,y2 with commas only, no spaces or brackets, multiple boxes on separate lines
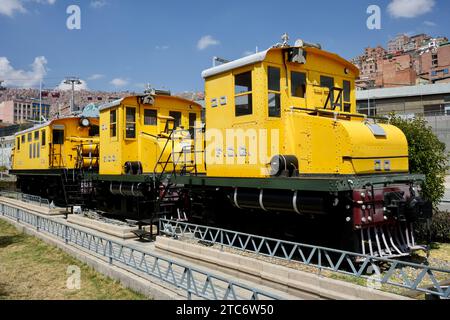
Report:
290,71,307,99
125,106,137,140
110,109,117,139
144,109,158,126
234,70,253,117
41,130,46,147
267,65,281,118
343,80,351,113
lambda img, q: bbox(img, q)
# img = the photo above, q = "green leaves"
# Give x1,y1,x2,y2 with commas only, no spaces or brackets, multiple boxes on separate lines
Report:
388,114,449,207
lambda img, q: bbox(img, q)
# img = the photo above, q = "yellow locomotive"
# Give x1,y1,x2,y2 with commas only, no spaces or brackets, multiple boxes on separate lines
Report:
10,36,431,257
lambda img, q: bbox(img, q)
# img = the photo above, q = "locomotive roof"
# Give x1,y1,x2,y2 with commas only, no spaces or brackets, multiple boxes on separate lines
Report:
201,46,359,79
14,116,93,136
98,94,202,112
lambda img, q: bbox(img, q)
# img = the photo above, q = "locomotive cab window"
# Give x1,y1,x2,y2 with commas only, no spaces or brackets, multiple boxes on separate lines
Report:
169,111,182,129
189,113,197,137
268,66,281,118
320,76,336,109
89,125,99,137
27,133,32,142
234,71,253,117
343,80,351,113
53,129,64,145
34,131,39,141
17,137,20,151
41,130,46,146
21,135,25,144
110,109,117,138
125,107,136,139
144,109,157,126
291,71,307,98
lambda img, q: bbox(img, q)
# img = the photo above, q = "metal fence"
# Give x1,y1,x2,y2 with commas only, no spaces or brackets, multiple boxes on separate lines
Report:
0,202,281,300
160,219,450,299
0,191,50,208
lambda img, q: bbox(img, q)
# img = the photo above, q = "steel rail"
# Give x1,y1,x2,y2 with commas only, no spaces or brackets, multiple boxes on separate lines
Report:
0,202,281,301
159,219,450,299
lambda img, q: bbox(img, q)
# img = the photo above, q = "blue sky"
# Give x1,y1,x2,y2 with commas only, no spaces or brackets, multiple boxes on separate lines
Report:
0,0,448,92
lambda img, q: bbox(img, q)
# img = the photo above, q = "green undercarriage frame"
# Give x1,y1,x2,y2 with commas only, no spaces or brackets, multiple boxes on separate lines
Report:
10,170,426,193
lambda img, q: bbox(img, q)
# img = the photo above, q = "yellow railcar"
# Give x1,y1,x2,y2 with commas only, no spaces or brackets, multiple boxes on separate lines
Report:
202,41,408,178
12,116,99,171
98,91,204,176
10,116,99,204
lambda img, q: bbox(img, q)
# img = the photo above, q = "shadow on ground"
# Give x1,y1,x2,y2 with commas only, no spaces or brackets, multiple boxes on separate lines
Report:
0,235,23,248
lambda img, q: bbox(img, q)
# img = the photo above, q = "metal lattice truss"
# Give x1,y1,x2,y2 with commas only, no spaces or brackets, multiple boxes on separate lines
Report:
160,219,450,299
0,203,281,300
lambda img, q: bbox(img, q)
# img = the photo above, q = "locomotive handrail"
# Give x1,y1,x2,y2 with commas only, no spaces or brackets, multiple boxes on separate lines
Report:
159,218,450,299
0,202,282,301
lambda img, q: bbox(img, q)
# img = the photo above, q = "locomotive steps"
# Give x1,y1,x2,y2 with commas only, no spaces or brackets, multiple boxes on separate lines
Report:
0,196,409,300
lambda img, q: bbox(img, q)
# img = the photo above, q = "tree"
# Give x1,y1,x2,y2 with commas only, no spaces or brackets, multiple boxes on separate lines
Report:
388,114,449,207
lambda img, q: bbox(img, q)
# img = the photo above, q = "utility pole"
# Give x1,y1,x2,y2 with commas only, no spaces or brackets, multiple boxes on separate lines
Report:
64,77,82,113
39,79,42,124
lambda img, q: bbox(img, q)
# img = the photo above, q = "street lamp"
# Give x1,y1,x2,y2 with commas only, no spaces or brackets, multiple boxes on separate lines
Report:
64,77,82,113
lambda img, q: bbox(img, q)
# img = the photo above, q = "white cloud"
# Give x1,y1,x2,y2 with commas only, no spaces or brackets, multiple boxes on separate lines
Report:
388,0,435,18
0,0,25,17
424,20,437,27
88,74,105,80
155,45,169,50
90,0,107,9
57,79,89,91
0,0,56,17
197,35,220,50
110,78,128,87
0,56,47,87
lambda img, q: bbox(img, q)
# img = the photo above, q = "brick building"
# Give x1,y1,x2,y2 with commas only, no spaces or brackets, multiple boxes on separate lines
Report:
354,34,449,89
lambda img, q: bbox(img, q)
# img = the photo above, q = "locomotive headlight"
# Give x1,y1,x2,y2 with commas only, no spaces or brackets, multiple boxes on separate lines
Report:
80,118,90,127
269,156,281,176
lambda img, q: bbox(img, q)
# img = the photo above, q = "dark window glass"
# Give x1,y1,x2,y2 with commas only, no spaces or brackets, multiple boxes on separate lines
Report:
41,130,46,146
144,109,157,125
189,113,197,137
268,67,280,92
235,95,253,116
110,109,117,137
53,129,64,145
343,80,351,102
169,111,182,129
29,144,32,158
21,135,25,143
235,72,252,94
320,76,335,108
268,93,281,117
291,72,307,98
126,107,136,139
235,71,253,117
34,131,39,141
89,125,99,136
17,138,20,151
28,133,32,142
37,143,40,158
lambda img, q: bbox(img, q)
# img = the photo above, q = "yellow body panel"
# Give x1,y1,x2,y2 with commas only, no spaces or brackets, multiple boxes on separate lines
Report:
12,117,99,171
203,46,409,177
99,95,204,175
